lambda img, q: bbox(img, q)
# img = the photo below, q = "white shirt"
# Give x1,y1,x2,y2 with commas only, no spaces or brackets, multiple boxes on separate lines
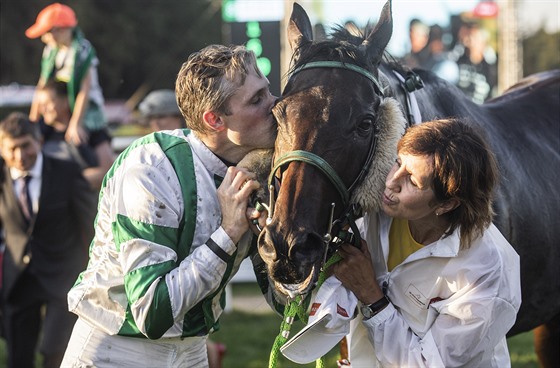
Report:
10,153,43,215
347,212,521,367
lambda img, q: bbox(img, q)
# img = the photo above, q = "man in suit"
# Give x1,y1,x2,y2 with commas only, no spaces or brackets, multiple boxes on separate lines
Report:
0,112,97,368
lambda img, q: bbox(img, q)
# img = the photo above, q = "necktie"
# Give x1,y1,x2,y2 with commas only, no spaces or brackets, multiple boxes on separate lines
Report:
18,175,33,222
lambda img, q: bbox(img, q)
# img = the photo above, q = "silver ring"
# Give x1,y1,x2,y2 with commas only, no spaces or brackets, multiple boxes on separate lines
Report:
252,218,263,233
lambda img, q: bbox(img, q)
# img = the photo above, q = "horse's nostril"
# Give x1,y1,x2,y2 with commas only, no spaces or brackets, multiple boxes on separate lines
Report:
289,232,325,268
257,229,278,263
258,229,326,286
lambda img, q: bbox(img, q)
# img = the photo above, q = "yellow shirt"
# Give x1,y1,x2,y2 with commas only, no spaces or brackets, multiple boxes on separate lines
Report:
387,218,424,271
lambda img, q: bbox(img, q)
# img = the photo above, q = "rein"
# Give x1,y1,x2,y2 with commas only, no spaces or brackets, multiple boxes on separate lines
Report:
268,252,343,368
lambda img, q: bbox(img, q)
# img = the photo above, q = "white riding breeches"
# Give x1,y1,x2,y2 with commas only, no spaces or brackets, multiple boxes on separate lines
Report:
60,318,209,368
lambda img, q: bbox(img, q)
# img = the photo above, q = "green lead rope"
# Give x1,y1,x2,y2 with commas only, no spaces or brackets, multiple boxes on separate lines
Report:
268,253,343,368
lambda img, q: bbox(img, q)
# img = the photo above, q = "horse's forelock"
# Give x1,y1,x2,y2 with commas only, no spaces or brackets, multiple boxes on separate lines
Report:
351,97,406,212
330,25,366,44
290,31,371,75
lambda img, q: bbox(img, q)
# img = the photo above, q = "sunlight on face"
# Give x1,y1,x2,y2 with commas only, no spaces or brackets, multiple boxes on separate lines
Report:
221,69,277,150
382,153,437,221
0,135,41,172
37,89,69,128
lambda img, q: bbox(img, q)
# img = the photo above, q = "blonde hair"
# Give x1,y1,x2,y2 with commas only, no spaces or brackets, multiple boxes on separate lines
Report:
175,44,261,134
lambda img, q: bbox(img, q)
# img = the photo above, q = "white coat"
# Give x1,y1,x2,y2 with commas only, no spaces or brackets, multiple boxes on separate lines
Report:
347,212,521,367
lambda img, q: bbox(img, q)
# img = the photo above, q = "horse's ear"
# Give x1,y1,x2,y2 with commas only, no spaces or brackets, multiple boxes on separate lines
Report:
288,3,313,51
363,0,393,66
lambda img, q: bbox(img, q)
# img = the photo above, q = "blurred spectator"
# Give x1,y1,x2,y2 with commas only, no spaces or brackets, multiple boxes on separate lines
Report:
314,23,327,41
26,3,108,146
0,113,97,368
36,79,115,191
448,15,472,63
418,25,459,83
456,23,497,103
138,89,186,131
401,18,429,69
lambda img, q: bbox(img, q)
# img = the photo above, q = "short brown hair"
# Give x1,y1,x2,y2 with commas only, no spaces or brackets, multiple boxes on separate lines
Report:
398,118,499,248
0,112,41,142
175,44,261,134
41,78,68,98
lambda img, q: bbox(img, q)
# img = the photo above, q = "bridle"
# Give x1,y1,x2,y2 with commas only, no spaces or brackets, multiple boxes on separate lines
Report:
264,60,384,257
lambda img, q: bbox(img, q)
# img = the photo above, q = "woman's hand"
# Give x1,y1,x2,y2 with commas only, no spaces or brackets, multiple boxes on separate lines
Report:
333,240,384,304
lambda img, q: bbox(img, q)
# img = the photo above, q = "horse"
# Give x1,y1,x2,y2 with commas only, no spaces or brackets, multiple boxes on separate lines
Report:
254,0,560,359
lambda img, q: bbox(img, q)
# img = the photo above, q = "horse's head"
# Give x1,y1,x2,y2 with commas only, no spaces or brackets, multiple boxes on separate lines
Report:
257,0,406,298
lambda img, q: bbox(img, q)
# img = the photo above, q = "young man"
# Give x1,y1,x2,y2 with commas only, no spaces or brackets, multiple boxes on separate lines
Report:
61,44,278,367
138,88,226,368
0,113,97,368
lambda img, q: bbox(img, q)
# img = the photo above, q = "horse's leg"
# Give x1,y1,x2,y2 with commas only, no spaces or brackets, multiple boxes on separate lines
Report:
533,313,560,368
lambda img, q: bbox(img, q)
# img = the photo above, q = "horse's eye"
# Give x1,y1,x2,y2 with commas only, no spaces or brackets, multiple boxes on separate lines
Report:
357,116,375,136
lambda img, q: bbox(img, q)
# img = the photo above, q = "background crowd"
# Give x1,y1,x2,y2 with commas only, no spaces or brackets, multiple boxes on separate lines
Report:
401,14,498,103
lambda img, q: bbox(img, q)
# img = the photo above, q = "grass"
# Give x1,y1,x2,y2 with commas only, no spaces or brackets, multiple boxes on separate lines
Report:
507,332,540,368
215,283,539,368
214,310,341,368
216,315,538,367
0,282,539,368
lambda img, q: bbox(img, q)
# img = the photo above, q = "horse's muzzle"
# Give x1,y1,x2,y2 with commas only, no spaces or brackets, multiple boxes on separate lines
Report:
257,225,326,297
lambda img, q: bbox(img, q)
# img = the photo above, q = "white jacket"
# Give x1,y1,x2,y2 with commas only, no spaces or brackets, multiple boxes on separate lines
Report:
348,212,521,367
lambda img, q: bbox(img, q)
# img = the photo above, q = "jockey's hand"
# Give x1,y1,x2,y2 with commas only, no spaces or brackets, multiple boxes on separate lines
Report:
218,167,259,244
333,240,384,304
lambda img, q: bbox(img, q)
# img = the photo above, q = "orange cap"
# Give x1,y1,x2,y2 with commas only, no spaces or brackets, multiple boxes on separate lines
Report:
25,3,77,39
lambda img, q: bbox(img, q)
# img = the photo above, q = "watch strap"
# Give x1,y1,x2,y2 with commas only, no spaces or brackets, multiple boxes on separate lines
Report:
366,295,390,317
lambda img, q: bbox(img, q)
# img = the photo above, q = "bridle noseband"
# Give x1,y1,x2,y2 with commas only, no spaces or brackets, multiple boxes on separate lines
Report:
265,60,384,254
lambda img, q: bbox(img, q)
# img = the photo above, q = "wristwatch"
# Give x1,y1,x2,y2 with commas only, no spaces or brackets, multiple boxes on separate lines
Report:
360,295,390,320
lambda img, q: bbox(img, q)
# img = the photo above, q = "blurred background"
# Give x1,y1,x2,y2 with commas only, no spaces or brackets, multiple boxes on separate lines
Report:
1,0,558,130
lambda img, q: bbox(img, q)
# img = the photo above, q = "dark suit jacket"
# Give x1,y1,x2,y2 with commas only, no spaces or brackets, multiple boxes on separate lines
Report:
0,154,97,301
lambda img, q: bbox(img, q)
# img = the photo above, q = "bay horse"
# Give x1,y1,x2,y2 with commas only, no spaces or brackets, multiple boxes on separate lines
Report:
254,0,560,359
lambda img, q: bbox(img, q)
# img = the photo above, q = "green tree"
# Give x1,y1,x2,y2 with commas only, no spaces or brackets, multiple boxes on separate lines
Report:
0,0,223,100
522,27,560,77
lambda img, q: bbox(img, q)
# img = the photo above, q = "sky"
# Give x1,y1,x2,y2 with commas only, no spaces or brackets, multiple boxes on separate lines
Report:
224,0,559,56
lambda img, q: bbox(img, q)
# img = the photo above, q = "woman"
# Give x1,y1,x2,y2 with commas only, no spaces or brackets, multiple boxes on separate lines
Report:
333,119,521,367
